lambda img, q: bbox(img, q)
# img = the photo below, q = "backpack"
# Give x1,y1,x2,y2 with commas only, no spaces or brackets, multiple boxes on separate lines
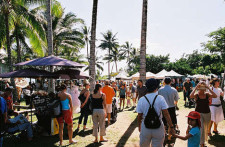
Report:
144,95,161,129
47,99,62,118
0,98,6,137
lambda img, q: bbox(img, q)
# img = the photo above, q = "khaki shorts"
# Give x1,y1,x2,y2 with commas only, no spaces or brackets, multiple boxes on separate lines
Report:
106,104,112,113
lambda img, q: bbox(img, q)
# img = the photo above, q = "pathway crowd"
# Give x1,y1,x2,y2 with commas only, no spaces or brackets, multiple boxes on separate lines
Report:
0,77,225,147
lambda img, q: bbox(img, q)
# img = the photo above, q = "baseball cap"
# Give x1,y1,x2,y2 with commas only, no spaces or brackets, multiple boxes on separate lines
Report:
186,111,201,127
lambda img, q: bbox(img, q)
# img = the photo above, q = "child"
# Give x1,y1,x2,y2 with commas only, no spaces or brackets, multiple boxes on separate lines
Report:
173,111,201,147
119,84,126,110
126,85,131,108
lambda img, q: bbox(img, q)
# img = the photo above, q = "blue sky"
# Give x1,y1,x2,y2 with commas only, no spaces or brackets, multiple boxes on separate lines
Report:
58,0,225,74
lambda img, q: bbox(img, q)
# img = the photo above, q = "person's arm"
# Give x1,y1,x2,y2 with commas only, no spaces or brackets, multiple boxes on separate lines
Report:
81,91,90,108
102,94,107,117
162,109,175,130
190,85,199,100
206,86,217,98
138,113,143,132
183,83,186,92
68,94,73,115
173,133,192,140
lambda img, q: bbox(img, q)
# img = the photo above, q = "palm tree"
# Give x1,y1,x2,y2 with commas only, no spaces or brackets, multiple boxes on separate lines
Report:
139,0,148,82
89,0,98,91
33,2,84,56
82,26,91,59
46,0,53,56
99,30,119,79
103,44,120,72
120,41,134,63
85,54,104,72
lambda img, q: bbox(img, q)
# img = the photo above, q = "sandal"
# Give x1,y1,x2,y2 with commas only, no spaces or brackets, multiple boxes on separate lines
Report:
213,131,219,135
208,132,212,136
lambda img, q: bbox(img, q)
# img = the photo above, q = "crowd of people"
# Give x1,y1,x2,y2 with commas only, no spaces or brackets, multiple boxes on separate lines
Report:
0,76,225,147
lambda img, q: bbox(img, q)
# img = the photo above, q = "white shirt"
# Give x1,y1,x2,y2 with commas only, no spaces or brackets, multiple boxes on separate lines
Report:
211,87,222,105
136,93,168,120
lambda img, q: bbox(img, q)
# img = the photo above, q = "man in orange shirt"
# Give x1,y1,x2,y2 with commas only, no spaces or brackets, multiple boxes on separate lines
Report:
102,80,115,125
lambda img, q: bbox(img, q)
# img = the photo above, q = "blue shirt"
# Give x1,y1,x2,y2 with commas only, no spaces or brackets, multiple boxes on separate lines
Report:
158,85,179,108
191,81,196,87
120,88,126,96
188,127,200,147
0,97,7,114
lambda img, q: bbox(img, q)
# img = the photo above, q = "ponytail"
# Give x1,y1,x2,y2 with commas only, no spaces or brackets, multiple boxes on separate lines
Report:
94,84,102,94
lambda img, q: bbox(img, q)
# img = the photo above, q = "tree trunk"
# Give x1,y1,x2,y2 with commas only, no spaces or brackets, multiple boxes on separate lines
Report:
86,40,89,59
15,26,21,70
47,0,54,92
115,61,118,73
5,12,18,102
89,0,98,92
5,13,12,72
108,49,111,79
139,0,148,83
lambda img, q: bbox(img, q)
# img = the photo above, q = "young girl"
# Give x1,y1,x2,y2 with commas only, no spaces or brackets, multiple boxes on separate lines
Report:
119,84,126,110
126,84,132,108
173,111,201,147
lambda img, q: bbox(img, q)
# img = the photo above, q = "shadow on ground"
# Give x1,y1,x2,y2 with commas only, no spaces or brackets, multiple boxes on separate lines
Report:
208,134,225,147
115,117,138,147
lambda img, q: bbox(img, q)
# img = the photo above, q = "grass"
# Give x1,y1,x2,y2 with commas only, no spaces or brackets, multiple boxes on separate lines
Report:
4,92,225,147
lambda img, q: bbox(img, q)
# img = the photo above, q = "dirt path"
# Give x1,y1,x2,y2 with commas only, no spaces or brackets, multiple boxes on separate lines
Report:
72,99,225,147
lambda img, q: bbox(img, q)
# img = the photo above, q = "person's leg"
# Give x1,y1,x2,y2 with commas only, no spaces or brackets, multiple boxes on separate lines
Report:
0,137,3,147
200,113,205,145
213,122,218,132
67,123,75,144
78,113,84,129
59,123,64,145
151,125,165,147
204,113,211,141
99,110,106,141
122,99,125,109
92,110,98,142
208,121,213,135
83,114,89,130
140,124,152,147
25,123,33,141
107,113,111,124
183,91,186,102
119,98,122,109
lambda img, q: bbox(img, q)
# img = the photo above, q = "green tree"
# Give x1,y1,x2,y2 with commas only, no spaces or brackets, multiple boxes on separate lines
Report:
202,27,225,64
120,41,134,63
99,30,119,79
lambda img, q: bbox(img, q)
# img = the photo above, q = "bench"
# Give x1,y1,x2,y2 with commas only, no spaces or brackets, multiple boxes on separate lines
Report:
16,109,35,114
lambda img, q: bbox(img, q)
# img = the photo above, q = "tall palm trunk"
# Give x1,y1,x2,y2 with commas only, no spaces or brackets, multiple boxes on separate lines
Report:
139,0,148,82
108,49,111,79
86,40,89,59
47,0,53,56
90,0,98,92
5,13,12,72
15,27,21,70
47,0,54,92
5,12,18,101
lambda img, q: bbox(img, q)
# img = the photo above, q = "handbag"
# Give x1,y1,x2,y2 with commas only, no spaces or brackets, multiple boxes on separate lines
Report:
51,118,59,135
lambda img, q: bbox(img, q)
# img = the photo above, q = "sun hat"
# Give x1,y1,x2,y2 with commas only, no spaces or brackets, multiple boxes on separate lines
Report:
186,111,201,127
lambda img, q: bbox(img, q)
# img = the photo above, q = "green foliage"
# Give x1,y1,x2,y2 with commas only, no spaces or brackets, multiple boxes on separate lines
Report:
202,27,225,64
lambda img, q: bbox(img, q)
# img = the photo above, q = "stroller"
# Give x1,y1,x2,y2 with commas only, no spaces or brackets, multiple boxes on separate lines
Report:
110,97,118,123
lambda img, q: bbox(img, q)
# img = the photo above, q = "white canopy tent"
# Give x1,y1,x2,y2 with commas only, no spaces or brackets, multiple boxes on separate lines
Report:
131,72,164,80
156,69,183,77
115,72,131,80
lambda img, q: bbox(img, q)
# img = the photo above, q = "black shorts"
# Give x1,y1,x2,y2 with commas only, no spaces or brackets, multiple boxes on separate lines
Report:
120,95,125,99
162,107,177,126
